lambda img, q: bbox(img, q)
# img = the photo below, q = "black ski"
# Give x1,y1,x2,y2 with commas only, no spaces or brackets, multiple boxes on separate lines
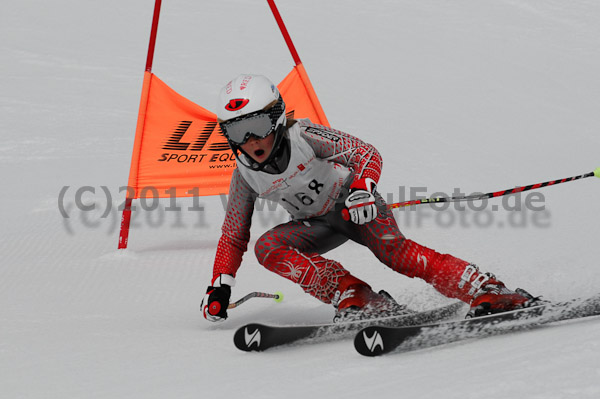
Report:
233,301,466,352
354,293,600,357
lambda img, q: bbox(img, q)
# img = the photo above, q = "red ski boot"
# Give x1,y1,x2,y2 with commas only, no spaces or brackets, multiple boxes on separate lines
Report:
333,276,408,322
467,278,540,318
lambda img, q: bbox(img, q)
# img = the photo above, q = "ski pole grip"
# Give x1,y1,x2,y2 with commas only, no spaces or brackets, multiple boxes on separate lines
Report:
341,208,350,221
208,302,221,316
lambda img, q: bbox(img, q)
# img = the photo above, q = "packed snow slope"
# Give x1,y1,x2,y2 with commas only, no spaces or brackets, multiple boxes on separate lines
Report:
2,1,600,398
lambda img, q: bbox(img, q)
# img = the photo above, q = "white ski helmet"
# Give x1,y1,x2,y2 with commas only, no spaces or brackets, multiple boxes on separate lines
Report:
217,74,288,171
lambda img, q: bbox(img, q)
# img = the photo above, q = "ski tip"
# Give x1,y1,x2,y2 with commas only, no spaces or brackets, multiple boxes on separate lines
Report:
274,291,284,303
233,324,266,352
594,166,600,178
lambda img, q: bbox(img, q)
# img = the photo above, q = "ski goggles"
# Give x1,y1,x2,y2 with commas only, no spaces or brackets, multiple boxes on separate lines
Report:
220,96,285,145
220,112,275,145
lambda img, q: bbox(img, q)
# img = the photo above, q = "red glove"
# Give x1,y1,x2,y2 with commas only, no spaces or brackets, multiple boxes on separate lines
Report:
201,274,235,322
343,178,378,225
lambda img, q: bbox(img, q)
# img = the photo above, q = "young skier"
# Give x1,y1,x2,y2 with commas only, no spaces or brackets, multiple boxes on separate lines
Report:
201,74,538,322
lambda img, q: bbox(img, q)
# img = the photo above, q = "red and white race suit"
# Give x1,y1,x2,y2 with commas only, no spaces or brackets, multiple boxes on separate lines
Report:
211,119,488,305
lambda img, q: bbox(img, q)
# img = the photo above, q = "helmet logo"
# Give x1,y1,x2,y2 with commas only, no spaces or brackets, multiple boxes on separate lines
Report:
239,75,253,90
225,98,250,111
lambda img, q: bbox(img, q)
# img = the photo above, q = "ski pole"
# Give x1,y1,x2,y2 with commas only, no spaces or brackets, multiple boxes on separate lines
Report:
228,291,284,310
387,167,600,209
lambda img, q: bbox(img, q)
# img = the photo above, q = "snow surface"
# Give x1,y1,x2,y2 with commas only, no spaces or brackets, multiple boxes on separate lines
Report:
2,0,600,398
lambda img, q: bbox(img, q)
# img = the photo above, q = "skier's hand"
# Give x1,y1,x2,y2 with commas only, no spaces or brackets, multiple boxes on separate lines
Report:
343,177,378,225
201,274,235,322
